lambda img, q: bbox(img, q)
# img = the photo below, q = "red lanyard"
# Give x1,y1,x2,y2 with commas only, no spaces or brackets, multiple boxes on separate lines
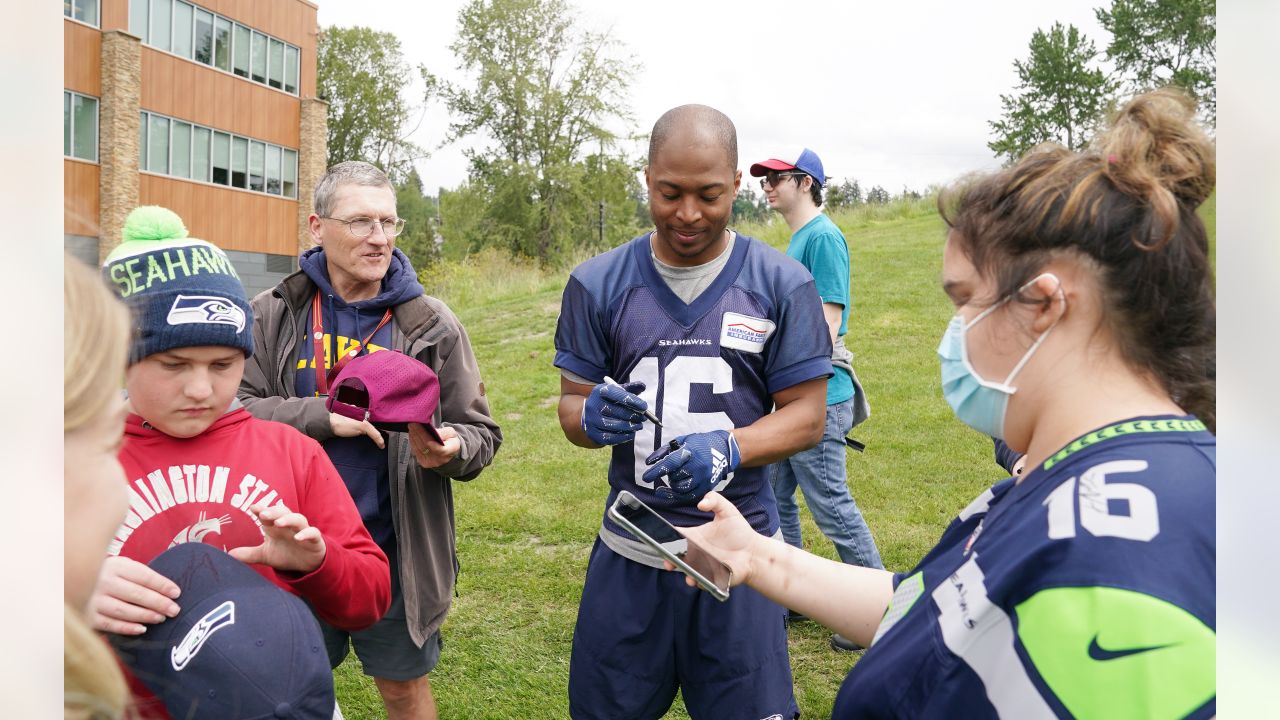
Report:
311,290,392,396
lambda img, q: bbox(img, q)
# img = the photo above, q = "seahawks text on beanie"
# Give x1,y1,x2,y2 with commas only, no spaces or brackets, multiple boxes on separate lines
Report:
102,206,253,363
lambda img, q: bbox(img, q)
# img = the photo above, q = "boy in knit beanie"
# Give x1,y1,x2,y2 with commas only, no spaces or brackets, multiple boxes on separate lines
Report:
89,206,391,719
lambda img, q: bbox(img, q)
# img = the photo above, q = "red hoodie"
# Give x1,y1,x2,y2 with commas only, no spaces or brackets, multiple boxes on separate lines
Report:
110,407,391,718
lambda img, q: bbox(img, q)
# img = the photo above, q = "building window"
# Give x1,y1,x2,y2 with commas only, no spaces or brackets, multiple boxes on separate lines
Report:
285,45,299,95
248,141,265,193
193,125,211,182
265,144,282,195
129,0,301,96
232,23,250,78
139,112,148,167
65,0,99,26
250,31,267,85
152,0,172,53
194,8,214,65
147,114,169,174
231,135,248,188
211,131,230,185
212,16,231,71
64,91,98,162
172,0,193,58
282,148,297,198
172,121,192,179
139,111,298,199
129,0,148,42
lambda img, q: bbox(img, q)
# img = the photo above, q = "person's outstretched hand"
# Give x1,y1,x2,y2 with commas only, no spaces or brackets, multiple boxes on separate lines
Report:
581,380,648,446
229,502,326,574
667,492,757,588
89,555,182,635
642,430,739,503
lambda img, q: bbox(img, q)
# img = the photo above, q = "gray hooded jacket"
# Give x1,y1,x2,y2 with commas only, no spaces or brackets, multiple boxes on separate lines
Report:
237,268,501,646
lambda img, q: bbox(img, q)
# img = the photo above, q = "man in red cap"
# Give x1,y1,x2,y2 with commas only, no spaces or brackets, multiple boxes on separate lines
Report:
750,149,883,652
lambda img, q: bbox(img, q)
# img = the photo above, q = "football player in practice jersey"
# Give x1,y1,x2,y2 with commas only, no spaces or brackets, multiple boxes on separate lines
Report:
674,89,1216,719
554,104,832,719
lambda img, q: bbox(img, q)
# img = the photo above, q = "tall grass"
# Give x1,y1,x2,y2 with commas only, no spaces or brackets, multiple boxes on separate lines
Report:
737,194,940,250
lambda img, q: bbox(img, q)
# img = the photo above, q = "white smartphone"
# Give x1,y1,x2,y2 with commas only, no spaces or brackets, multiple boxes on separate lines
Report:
608,490,733,602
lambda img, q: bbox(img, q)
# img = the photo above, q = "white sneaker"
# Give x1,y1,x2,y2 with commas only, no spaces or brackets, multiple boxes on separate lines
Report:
333,701,345,720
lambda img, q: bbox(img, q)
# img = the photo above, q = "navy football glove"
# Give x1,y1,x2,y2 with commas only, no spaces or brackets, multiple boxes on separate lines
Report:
581,380,648,446
642,430,740,503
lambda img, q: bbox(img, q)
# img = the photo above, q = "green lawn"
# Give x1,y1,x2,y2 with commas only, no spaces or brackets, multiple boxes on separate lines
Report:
335,194,1215,718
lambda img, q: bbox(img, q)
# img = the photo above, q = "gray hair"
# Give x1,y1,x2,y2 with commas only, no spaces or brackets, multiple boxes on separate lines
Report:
313,161,394,217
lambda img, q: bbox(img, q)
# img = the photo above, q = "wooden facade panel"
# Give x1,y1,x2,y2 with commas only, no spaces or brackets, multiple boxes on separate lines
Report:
64,21,102,97
299,8,317,98
197,0,316,49
101,0,129,31
141,49,300,148
173,59,196,121
140,175,297,256
65,160,101,237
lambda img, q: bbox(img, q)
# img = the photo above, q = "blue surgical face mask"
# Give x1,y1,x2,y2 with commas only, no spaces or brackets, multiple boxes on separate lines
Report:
937,273,1062,439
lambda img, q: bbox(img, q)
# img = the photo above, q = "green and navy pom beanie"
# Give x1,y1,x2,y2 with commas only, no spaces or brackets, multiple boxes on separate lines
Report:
102,206,253,364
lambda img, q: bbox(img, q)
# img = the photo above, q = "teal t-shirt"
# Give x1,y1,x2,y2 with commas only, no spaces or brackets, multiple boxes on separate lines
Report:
786,214,854,405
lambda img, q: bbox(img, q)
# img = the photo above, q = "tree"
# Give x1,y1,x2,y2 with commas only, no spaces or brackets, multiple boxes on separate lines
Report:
318,26,424,182
826,178,862,211
988,23,1113,164
866,185,890,204
427,0,638,264
1096,0,1215,124
732,185,769,224
394,168,439,271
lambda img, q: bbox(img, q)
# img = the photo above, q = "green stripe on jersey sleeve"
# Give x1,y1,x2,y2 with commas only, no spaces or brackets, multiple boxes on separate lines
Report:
1016,586,1214,719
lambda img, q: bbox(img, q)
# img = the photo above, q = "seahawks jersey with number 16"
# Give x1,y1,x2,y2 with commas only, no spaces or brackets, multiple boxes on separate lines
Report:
554,232,833,536
835,416,1216,719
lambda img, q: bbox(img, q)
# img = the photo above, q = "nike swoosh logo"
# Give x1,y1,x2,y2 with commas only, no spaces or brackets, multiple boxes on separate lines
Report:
1087,635,1171,661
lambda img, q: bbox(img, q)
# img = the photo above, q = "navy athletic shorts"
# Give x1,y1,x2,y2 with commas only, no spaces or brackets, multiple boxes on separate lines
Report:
569,538,799,720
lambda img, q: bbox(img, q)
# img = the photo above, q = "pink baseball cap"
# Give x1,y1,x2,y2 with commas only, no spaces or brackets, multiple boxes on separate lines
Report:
325,350,443,441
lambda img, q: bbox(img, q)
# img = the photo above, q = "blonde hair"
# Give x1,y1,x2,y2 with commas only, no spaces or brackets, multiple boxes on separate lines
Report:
65,605,128,720
65,255,131,433
64,255,131,719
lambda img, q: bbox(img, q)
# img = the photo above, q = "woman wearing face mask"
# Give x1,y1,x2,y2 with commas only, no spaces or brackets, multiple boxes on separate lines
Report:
673,88,1215,719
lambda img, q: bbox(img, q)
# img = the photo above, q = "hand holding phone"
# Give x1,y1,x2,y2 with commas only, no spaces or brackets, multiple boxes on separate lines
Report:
608,491,733,601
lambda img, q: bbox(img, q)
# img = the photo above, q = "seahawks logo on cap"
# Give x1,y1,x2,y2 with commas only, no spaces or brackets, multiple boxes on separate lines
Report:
171,600,235,671
167,295,246,333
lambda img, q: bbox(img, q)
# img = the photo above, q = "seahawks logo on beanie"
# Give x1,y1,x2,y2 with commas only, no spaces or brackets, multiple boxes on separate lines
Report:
102,206,254,363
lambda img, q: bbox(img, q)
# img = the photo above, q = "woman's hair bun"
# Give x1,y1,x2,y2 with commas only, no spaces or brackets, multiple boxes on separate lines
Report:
1095,88,1215,219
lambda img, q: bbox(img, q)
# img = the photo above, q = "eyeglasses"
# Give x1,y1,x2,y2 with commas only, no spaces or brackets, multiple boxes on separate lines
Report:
759,171,805,190
321,216,407,239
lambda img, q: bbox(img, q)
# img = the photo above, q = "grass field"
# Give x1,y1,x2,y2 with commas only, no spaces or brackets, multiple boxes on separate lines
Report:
334,193,1215,718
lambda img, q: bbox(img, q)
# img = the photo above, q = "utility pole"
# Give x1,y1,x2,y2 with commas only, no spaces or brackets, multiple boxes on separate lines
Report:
597,137,605,246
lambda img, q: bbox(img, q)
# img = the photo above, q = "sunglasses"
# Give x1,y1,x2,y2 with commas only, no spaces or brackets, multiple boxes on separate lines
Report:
759,171,805,190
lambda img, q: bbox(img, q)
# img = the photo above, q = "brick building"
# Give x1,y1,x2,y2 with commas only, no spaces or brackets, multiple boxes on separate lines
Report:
64,0,326,295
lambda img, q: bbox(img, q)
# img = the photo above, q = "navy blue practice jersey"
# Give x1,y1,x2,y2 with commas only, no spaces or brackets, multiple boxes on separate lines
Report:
834,416,1216,719
554,232,832,534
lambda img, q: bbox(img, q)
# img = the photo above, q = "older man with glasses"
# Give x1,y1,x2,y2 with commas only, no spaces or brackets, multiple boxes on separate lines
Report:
750,148,883,653
238,160,502,720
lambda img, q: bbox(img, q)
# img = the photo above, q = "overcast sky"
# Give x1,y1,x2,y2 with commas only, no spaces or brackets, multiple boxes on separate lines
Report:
317,0,1113,196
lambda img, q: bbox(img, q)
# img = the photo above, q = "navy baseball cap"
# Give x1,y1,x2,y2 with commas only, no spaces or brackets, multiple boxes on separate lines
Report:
749,148,827,187
110,543,335,720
